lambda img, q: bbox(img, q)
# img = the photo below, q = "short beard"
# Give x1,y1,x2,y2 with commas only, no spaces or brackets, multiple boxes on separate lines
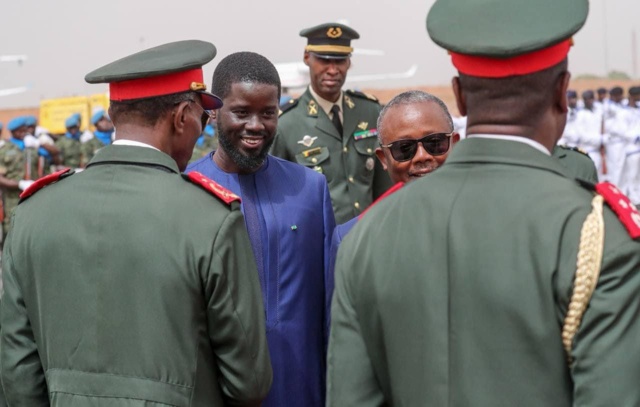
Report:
217,124,274,173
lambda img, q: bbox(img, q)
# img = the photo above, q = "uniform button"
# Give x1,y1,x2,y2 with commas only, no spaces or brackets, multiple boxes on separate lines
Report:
354,202,360,209
311,157,318,164
343,147,348,153
348,176,354,183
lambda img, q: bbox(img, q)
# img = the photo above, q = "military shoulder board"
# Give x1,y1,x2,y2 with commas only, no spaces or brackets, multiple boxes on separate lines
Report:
184,172,241,205
595,182,640,239
345,89,380,103
19,168,74,202
279,98,299,116
567,145,590,157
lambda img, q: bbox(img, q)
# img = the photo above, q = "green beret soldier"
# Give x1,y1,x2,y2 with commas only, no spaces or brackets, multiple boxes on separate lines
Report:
0,40,272,406
327,0,640,406
271,22,393,223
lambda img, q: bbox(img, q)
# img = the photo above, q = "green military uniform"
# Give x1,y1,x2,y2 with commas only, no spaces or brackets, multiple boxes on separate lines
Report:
1,40,272,406
553,145,599,184
0,142,39,240
1,145,272,406
270,22,392,223
272,89,391,223
55,135,82,168
81,136,108,166
329,139,640,406
328,0,640,405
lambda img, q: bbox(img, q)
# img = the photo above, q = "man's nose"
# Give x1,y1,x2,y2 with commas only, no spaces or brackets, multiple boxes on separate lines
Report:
413,142,434,162
245,114,265,132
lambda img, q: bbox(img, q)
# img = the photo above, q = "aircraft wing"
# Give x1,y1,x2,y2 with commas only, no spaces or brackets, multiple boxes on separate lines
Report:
345,65,418,83
0,86,29,97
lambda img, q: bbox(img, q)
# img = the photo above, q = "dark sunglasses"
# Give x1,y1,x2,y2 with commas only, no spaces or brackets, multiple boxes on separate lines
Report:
380,132,453,162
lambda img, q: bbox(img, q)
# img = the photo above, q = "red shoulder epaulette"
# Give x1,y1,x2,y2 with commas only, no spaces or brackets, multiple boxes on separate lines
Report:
185,171,241,205
358,182,405,220
19,168,73,200
595,182,640,239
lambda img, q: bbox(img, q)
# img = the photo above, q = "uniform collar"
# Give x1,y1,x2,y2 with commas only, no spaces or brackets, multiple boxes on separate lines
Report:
446,137,570,178
308,86,344,116
467,134,551,155
112,139,160,151
86,144,179,173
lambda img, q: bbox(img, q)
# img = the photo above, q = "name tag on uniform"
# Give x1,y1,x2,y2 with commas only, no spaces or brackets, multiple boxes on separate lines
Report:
353,129,378,141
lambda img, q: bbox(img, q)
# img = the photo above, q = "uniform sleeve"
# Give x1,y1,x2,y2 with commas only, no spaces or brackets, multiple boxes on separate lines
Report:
0,220,49,406
570,235,640,406
205,209,272,407
270,130,292,162
326,242,385,407
322,180,337,350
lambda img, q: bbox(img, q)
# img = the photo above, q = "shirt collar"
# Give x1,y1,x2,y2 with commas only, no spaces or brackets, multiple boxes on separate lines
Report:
308,86,344,116
113,139,160,151
466,134,551,156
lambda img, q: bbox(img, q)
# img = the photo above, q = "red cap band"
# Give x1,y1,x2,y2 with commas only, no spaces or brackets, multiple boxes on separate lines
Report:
450,39,572,78
109,68,204,101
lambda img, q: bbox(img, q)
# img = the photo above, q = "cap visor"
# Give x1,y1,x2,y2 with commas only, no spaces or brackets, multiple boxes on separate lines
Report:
199,91,223,110
309,52,350,60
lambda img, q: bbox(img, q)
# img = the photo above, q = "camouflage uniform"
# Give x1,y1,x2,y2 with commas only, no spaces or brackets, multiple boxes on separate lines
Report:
56,136,83,168
189,133,218,164
0,142,39,240
272,89,393,224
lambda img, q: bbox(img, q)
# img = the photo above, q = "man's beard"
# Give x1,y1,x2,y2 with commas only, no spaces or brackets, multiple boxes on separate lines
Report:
217,124,274,172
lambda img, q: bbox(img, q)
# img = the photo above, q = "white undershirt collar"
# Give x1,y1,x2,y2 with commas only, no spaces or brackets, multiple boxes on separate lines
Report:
466,134,551,156
113,139,160,151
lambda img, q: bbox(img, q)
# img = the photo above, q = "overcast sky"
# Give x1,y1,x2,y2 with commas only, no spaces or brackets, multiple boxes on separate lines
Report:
1,0,638,109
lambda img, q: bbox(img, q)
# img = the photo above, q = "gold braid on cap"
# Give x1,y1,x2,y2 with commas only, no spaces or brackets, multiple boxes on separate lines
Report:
562,194,605,364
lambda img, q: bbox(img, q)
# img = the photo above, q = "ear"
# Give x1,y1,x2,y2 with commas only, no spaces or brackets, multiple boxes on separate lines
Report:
210,109,217,120
452,76,467,117
555,70,571,114
107,106,115,125
303,51,310,67
452,132,461,144
172,100,190,134
375,147,388,171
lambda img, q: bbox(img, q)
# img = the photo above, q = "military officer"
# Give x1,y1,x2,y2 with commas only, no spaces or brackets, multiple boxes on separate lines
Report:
327,0,640,405
55,113,83,168
0,40,272,406
271,22,393,223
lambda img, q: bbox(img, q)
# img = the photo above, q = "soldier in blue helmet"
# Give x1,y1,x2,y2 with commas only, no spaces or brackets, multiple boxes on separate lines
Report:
54,113,84,168
80,109,115,165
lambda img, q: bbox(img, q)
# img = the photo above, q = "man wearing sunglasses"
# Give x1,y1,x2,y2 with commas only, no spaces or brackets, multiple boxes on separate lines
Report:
327,0,640,405
327,91,459,303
